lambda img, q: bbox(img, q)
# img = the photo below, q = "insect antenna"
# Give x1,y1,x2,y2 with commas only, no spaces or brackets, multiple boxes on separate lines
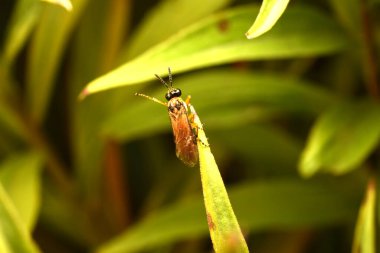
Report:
134,92,167,106
155,74,169,88
168,67,173,87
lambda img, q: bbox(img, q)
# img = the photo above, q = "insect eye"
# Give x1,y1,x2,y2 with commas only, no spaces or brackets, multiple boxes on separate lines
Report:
165,88,182,101
172,89,181,97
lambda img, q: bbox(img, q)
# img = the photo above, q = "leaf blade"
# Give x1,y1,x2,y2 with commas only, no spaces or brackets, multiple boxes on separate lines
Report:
82,5,349,96
102,70,335,141
299,100,380,177
193,106,249,253
0,183,41,253
96,178,362,253
245,0,290,39
0,152,43,230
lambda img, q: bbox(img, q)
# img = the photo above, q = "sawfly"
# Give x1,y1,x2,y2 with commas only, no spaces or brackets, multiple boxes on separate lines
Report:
135,68,199,167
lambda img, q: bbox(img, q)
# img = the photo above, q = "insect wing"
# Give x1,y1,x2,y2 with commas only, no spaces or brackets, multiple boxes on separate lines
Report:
168,98,198,167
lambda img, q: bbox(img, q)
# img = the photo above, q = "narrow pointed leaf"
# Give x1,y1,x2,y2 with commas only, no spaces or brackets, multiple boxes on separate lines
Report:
123,0,232,59
2,0,41,64
193,106,249,252
0,183,41,253
27,0,88,123
352,178,376,253
0,152,43,230
96,178,362,253
41,0,73,11
82,5,348,96
299,100,380,177
102,70,335,141
245,0,290,39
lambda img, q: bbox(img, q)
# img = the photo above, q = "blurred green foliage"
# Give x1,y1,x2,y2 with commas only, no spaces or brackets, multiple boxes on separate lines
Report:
0,0,379,252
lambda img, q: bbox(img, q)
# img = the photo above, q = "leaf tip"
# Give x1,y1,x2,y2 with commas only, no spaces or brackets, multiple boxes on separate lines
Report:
78,88,89,100
41,0,73,12
245,31,256,39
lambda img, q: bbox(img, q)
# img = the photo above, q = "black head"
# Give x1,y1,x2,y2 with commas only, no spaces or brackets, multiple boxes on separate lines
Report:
165,88,182,101
155,67,182,101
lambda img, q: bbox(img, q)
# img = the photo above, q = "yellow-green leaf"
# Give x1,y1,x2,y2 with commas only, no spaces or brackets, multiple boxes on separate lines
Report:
102,70,335,141
0,183,41,253
0,152,43,230
245,0,290,39
95,177,363,253
81,5,348,97
41,0,73,11
123,0,232,59
193,105,249,252
2,0,41,64
299,100,380,177
352,177,376,253
27,0,87,123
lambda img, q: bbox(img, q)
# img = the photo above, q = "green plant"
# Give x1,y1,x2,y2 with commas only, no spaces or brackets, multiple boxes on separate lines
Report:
0,0,379,252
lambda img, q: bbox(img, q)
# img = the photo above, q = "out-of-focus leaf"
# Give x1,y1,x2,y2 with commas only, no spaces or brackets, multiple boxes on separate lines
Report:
82,5,349,96
67,0,129,201
40,186,100,248
0,183,41,253
245,0,290,39
102,70,335,141
0,152,43,231
329,0,360,37
123,0,233,59
41,0,73,11
194,105,249,253
96,178,363,253
26,0,88,124
299,100,380,177
352,177,376,253
2,0,41,64
0,98,25,143
0,61,26,146
212,124,302,175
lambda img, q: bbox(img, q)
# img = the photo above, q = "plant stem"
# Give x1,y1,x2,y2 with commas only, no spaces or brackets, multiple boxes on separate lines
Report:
360,0,379,99
16,103,73,194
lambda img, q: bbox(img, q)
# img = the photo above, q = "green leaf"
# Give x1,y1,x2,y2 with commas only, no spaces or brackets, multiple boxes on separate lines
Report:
2,0,41,65
0,152,43,230
41,0,73,11
352,178,376,253
299,100,380,177
67,0,129,201
0,182,41,253
102,70,335,141
329,0,361,37
0,94,25,144
81,5,349,96
26,0,88,124
193,105,249,252
40,186,100,247
96,178,363,253
212,124,302,175
245,0,290,39
0,62,26,150
123,0,233,59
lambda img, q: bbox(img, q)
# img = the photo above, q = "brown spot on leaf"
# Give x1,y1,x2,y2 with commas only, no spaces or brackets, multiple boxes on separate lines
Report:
218,19,229,32
207,212,215,230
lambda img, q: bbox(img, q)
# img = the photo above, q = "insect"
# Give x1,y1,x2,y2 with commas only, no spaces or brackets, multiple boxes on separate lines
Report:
135,68,199,167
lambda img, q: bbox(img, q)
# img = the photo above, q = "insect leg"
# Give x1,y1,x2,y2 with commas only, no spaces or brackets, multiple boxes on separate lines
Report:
185,95,192,105
187,103,209,147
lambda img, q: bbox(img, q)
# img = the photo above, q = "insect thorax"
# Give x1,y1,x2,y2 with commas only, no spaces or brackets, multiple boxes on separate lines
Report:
168,97,188,115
